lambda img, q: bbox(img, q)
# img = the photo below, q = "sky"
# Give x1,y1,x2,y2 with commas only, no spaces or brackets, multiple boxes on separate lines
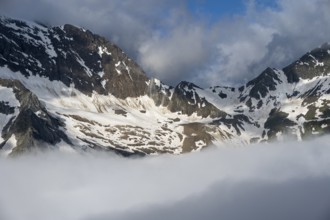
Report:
1,138,330,220
187,0,246,21
0,0,330,87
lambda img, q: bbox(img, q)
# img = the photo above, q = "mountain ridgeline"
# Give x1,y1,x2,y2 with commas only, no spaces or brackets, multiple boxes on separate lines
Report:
0,16,329,156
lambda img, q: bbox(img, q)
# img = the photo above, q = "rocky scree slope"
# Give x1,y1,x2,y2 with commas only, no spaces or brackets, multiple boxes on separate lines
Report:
0,16,330,156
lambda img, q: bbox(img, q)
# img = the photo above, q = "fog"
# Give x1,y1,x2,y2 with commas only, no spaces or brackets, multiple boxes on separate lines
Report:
1,137,330,220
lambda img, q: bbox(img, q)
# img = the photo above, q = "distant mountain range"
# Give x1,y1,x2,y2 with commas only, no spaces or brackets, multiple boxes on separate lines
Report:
0,16,329,156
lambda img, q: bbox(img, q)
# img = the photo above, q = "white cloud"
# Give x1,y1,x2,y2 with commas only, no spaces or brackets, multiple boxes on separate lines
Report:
0,0,330,87
138,21,214,83
204,22,276,86
206,0,330,86
1,137,330,220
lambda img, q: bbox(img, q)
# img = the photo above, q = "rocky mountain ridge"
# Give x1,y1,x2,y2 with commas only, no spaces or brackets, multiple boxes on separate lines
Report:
0,16,329,156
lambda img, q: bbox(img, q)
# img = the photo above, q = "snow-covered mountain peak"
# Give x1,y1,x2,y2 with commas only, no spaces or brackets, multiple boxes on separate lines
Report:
0,16,330,156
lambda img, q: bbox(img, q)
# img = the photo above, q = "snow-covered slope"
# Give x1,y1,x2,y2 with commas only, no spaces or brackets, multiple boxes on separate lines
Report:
0,16,329,156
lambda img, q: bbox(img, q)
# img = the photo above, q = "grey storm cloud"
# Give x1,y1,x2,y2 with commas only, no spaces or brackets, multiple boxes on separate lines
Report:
1,137,330,220
1,0,330,87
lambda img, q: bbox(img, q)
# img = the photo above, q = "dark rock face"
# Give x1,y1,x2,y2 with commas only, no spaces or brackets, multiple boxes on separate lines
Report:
264,108,297,140
7,108,70,156
0,78,71,156
181,123,214,152
0,101,15,114
239,67,284,112
283,43,330,83
246,67,282,100
168,81,227,118
303,119,330,138
212,114,257,136
0,17,149,99
147,78,172,107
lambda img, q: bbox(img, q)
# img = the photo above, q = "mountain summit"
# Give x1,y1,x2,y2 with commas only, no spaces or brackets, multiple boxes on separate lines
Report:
0,16,329,156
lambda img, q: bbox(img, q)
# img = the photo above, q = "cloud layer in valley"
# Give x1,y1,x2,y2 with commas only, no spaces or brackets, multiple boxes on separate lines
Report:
1,137,330,220
1,0,330,87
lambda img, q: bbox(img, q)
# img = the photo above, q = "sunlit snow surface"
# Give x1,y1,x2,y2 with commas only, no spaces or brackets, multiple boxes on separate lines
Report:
1,138,330,220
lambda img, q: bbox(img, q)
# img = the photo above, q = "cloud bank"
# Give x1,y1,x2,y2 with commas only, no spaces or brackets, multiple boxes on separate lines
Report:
0,0,330,86
1,137,330,220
